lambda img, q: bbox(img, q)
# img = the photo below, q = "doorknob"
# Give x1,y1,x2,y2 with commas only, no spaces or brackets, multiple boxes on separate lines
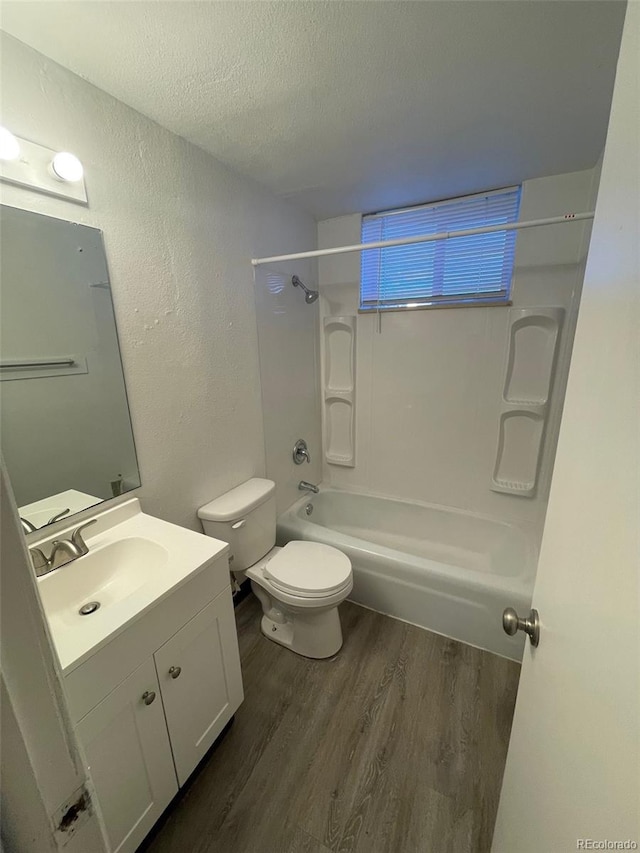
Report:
168,666,182,679
502,607,540,647
141,690,156,705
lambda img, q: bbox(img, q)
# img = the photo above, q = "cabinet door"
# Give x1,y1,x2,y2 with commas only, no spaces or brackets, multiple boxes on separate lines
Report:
154,588,244,786
76,657,178,853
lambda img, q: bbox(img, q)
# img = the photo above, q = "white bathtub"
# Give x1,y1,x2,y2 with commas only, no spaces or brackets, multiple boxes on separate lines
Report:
277,488,538,661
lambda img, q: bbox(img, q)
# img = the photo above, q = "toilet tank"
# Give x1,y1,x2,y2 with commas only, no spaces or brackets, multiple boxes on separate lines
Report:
198,478,276,570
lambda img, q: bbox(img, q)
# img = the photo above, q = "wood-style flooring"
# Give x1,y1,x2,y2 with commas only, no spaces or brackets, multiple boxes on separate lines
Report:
145,597,520,853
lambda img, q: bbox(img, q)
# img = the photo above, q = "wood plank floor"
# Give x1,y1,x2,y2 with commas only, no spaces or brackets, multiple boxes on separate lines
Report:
145,597,520,853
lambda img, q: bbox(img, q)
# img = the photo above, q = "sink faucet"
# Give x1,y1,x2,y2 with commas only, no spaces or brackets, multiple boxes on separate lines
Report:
20,517,37,535
298,481,319,494
21,508,71,536
30,519,97,577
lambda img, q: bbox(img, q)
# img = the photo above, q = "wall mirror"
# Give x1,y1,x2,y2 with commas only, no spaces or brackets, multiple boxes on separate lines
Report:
0,205,141,532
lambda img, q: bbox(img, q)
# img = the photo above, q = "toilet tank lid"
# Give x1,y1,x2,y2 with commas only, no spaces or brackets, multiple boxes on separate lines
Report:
198,478,276,522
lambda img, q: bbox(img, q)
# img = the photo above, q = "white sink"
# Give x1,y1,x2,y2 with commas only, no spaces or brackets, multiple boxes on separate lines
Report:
39,537,169,624
34,499,229,673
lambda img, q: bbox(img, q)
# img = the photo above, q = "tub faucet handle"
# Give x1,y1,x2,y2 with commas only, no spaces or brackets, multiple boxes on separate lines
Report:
293,439,311,465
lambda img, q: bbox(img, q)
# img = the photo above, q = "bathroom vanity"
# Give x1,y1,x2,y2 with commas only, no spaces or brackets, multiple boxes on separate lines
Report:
33,499,244,853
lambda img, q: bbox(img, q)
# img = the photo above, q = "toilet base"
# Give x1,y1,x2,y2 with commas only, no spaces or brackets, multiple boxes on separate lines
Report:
259,606,344,659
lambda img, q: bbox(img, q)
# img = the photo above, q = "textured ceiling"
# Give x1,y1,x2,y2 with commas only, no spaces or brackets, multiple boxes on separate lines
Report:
1,1,626,219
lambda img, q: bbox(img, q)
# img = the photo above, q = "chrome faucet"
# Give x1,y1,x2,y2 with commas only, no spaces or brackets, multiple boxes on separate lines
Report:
30,519,97,577
20,508,70,536
47,508,71,526
20,517,37,535
293,439,311,465
298,481,319,494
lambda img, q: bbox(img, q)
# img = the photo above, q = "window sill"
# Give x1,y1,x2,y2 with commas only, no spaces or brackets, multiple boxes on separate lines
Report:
358,299,512,314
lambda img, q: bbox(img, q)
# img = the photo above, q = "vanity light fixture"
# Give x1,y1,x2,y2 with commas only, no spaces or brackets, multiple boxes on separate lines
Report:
51,151,84,183
0,132,87,204
0,126,20,161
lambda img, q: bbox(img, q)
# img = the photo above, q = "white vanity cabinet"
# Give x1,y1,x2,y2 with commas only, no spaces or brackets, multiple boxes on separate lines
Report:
63,555,243,853
75,658,177,853
154,593,243,786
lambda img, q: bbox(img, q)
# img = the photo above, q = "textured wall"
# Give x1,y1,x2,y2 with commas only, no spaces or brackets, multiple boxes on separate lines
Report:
1,33,316,530
317,168,600,536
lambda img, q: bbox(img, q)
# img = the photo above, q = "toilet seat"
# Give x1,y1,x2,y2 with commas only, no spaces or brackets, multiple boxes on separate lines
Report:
264,541,352,598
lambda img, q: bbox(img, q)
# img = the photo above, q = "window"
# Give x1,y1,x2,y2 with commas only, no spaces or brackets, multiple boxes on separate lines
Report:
360,186,521,312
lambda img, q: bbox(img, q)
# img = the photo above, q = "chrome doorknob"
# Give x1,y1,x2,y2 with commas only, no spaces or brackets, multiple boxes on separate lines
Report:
141,690,156,705
168,666,182,679
502,607,540,647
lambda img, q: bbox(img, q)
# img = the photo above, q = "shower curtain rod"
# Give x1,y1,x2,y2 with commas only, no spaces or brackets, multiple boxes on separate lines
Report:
251,211,595,267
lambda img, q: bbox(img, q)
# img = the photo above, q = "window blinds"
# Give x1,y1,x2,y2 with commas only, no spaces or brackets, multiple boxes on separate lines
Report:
360,186,521,311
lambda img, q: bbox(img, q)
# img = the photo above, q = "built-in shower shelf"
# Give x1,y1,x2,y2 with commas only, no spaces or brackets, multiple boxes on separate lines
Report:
491,307,564,498
503,308,563,404
492,479,536,494
323,316,356,468
324,389,353,402
325,452,354,466
324,317,354,331
502,398,547,409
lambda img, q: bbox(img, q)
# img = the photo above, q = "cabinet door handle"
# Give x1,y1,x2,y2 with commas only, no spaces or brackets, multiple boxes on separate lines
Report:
168,666,182,679
141,690,156,705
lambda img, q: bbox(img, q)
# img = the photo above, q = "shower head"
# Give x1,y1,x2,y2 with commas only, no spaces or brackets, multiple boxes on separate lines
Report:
292,275,319,305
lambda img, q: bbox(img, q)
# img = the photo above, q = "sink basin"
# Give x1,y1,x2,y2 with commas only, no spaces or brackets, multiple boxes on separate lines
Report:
39,537,169,627
34,498,230,673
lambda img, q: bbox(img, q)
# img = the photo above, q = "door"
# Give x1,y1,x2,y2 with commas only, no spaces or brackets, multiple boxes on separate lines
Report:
492,7,639,851
1,465,108,853
75,658,178,853
154,588,244,786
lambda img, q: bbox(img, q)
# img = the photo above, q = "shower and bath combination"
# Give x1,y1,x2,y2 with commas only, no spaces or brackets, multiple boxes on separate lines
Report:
291,275,319,304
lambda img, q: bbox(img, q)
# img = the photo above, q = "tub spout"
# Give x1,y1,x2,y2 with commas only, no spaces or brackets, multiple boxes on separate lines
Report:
299,481,319,494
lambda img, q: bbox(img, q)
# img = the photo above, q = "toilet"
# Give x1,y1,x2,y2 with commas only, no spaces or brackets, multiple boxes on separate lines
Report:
198,478,353,659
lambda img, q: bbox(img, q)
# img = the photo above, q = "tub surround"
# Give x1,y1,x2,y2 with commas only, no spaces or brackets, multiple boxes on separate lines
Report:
316,167,600,537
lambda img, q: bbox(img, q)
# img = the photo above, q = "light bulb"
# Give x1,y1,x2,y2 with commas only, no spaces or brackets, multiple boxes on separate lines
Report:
0,127,20,161
51,151,83,182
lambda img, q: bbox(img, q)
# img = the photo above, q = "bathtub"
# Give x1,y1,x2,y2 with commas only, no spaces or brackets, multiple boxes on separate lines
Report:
277,488,538,661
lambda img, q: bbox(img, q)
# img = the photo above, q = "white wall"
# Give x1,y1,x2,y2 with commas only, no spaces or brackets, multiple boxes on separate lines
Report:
317,168,599,534
0,33,316,530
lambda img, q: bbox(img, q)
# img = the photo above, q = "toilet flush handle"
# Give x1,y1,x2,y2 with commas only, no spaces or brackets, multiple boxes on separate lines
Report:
232,519,246,530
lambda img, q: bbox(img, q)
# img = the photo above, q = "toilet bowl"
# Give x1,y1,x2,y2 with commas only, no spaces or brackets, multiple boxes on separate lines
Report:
198,479,352,659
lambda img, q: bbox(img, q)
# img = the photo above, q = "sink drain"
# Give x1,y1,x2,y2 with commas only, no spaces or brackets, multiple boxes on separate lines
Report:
79,601,100,615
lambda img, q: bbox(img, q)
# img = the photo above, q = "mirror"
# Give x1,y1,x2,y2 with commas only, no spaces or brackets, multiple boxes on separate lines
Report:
0,205,141,531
